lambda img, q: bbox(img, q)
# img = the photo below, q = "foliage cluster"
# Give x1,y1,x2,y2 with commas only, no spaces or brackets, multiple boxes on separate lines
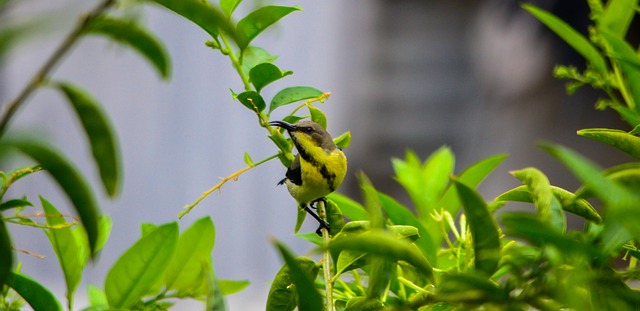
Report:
0,0,639,310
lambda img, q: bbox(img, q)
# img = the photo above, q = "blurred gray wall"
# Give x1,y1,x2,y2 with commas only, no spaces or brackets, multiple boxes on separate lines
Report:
0,0,630,310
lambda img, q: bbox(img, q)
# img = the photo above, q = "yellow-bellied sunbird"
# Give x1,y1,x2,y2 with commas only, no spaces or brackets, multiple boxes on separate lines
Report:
269,120,347,235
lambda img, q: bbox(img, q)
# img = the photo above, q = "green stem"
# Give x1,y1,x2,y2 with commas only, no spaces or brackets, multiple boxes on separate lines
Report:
612,61,636,110
317,200,334,311
0,0,115,138
220,34,252,92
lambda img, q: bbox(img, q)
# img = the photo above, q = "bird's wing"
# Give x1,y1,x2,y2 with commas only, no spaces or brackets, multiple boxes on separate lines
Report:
285,154,302,185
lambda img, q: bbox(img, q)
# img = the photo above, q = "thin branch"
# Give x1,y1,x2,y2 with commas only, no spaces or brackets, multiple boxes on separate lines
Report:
0,0,115,138
179,152,280,218
317,200,334,311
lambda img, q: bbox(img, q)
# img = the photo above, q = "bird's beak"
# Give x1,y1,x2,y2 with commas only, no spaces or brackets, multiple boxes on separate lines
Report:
269,120,296,131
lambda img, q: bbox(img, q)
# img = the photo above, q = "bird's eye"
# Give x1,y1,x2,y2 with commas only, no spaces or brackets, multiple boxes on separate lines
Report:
303,127,313,133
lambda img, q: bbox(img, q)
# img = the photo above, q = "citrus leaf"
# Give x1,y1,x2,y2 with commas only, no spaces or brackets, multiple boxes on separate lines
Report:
577,128,640,159
41,196,84,305
236,6,301,50
308,105,327,129
241,46,278,77
54,82,121,197
7,272,63,311
220,0,242,17
235,90,266,112
105,222,178,309
598,0,638,36
326,193,368,221
219,279,250,295
271,243,321,311
0,139,101,255
165,216,215,295
269,87,323,113
496,185,601,223
85,16,170,78
149,0,234,40
523,4,607,73
249,63,292,93
510,167,566,232
453,178,500,276
333,131,351,150
0,198,33,211
0,219,11,288
329,230,434,284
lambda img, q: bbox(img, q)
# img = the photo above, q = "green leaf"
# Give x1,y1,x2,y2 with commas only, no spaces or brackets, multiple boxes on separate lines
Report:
243,152,254,166
510,167,566,232
87,284,108,307
522,4,608,74
333,131,351,150
85,17,170,78
271,242,322,311
249,63,292,93
165,217,215,295
336,251,367,277
326,199,345,236
452,178,500,276
0,198,33,211
41,196,84,307
241,46,278,77
598,0,638,36
308,105,327,129
438,273,508,303
54,82,121,197
501,213,599,257
219,279,250,295
8,272,63,311
496,185,602,223
611,104,640,127
599,31,640,112
236,5,301,49
576,166,640,201
0,138,101,255
150,0,234,40
220,0,242,17
235,90,266,112
269,86,323,113
578,128,640,159
344,297,385,311
0,218,11,288
105,222,178,309
540,142,640,238
327,193,368,221
329,230,434,284
392,147,454,219
378,193,436,264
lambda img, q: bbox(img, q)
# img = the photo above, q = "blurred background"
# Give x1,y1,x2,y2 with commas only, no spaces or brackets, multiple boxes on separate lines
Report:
0,0,631,309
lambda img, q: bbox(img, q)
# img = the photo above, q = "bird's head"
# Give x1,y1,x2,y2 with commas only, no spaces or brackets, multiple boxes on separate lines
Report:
269,120,336,151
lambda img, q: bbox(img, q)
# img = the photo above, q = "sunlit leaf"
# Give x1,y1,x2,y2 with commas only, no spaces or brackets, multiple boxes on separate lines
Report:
523,4,607,73
307,105,327,129
41,196,84,306
333,131,351,150
105,222,178,309
87,284,108,307
85,16,170,78
165,217,215,295
236,6,301,50
269,86,323,113
220,0,242,17
598,0,638,36
578,128,640,159
219,279,250,295
54,82,121,197
327,193,368,221
496,185,602,223
510,167,566,232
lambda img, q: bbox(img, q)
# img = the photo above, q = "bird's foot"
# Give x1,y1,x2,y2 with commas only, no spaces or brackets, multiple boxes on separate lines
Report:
315,220,330,236
310,197,328,210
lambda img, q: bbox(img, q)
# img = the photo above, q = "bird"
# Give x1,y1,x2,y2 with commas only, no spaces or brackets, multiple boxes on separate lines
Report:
269,120,347,235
